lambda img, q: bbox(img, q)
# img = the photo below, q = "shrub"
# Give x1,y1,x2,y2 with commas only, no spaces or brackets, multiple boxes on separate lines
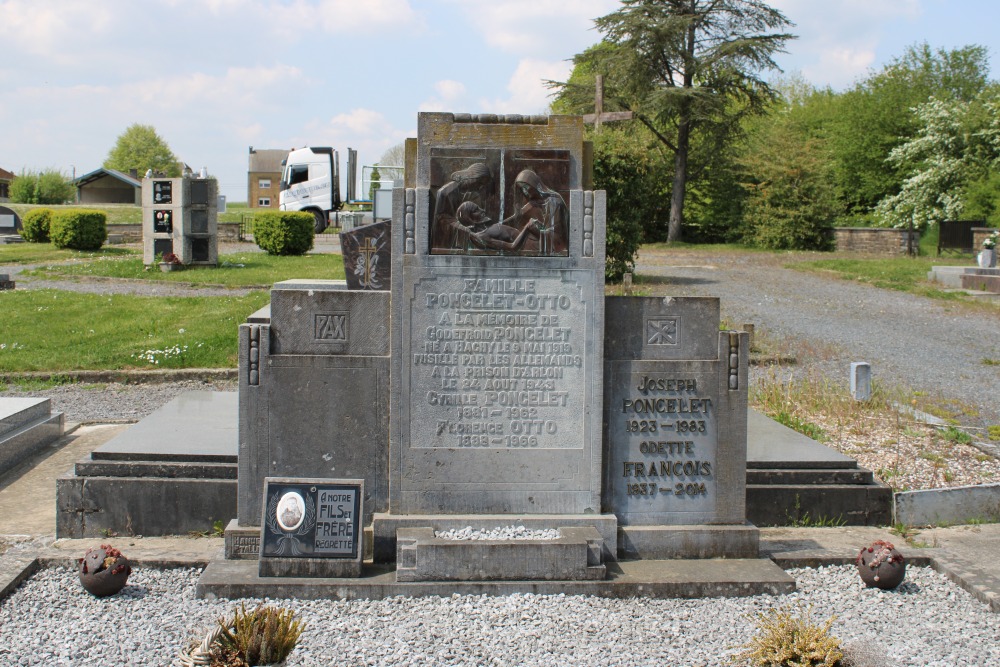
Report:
730,605,842,667
49,209,107,250
253,211,314,256
19,208,54,243
214,603,305,666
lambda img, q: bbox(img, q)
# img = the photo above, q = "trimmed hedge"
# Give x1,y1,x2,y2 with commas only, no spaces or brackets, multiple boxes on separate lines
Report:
49,209,107,250
253,211,315,256
20,208,54,243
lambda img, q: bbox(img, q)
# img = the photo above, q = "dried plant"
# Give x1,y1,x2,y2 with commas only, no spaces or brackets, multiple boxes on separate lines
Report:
731,605,842,667
212,603,305,666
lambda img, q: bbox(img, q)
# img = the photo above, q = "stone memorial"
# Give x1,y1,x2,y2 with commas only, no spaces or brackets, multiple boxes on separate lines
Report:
142,176,218,266
0,273,13,290
201,112,790,599
0,206,21,243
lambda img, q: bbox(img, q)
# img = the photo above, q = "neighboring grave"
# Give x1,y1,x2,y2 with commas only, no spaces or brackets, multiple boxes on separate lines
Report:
142,176,218,266
0,274,13,290
340,220,391,290
0,206,21,243
603,297,756,559
386,113,607,521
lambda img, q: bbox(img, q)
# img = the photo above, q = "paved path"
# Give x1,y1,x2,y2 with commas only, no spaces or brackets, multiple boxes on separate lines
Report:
634,247,1000,430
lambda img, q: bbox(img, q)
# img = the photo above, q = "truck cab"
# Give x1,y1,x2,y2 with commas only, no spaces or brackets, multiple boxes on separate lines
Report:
279,147,342,233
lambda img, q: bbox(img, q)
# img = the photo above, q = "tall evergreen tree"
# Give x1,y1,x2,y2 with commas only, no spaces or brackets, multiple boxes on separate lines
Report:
554,0,793,242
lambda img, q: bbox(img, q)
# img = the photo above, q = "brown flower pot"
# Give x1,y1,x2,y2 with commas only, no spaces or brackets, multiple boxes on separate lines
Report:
856,540,905,590
79,545,131,597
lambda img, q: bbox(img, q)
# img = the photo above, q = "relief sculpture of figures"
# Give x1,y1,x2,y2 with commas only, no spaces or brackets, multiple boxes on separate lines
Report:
450,201,535,252
430,163,493,251
501,169,569,256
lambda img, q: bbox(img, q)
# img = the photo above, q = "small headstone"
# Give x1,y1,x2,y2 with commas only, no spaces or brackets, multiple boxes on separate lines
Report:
340,220,391,290
258,477,363,578
0,274,13,290
851,362,872,401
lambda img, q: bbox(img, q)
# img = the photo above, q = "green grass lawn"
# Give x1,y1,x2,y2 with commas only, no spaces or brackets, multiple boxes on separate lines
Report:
790,256,975,298
22,250,346,287
0,289,270,371
0,244,137,266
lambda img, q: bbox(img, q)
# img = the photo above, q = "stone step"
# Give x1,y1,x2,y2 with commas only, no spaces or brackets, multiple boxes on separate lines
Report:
0,412,65,477
746,467,876,486
74,458,237,479
0,398,53,438
960,273,1000,293
746,483,893,527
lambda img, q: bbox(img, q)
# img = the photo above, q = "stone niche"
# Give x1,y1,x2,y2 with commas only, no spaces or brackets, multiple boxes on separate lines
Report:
386,113,606,522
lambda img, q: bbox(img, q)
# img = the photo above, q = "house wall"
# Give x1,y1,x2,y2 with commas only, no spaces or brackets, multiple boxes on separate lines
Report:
78,174,140,205
248,171,280,208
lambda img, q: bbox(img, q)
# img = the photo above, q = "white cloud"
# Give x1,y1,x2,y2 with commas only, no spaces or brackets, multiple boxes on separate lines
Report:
479,59,571,115
0,1,115,63
419,79,468,112
771,0,924,88
260,0,423,37
445,0,617,58
298,108,410,172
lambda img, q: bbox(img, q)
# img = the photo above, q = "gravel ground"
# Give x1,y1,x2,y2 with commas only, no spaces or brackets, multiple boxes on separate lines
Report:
634,247,1000,430
0,565,996,666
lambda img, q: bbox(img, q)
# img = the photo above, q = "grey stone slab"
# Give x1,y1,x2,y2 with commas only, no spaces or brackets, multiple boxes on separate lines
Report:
92,391,236,462
246,303,271,323
895,483,1000,526
225,519,261,560
618,523,759,560
196,556,795,600
0,398,51,438
0,412,64,477
396,526,604,581
746,468,875,485
268,281,390,357
56,474,236,538
746,409,856,469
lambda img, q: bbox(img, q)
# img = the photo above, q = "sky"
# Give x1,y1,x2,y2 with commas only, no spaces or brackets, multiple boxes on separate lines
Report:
3,0,1000,203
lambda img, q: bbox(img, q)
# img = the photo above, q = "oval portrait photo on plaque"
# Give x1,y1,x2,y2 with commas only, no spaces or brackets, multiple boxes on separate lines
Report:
276,491,306,531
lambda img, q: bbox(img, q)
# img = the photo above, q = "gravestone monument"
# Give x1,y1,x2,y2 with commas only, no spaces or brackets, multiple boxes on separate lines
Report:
0,206,22,243
142,176,218,266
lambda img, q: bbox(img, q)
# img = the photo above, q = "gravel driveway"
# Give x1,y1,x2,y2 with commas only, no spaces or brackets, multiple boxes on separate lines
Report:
634,247,1000,430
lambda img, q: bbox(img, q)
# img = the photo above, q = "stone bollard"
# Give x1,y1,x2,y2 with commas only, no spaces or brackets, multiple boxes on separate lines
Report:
850,362,872,401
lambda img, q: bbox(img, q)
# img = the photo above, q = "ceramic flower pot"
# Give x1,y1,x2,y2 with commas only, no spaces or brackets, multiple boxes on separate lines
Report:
159,262,184,273
856,540,905,590
79,544,131,597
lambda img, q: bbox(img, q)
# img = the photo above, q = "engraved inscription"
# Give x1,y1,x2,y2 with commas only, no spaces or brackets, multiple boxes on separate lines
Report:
315,313,348,341
409,273,587,449
615,373,718,513
647,318,678,345
233,534,260,555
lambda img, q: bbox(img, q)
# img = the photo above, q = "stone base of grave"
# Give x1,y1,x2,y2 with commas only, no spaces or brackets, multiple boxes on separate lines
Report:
195,557,794,600
0,398,64,476
395,527,605,582
618,523,759,560
224,519,375,562
372,513,619,563
259,555,362,579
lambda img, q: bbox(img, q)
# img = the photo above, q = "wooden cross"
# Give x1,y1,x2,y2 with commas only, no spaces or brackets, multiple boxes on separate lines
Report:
582,75,634,129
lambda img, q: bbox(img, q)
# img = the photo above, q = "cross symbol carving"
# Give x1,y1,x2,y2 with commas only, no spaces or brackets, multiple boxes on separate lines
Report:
647,318,678,345
359,237,379,288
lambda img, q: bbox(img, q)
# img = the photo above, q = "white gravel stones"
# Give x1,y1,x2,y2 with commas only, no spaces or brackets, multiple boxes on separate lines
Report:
434,526,561,541
0,565,997,666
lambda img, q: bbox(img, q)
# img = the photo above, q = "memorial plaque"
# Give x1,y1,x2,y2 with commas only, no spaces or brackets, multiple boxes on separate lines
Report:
340,220,391,290
0,206,21,233
260,478,362,559
190,179,209,205
153,238,173,258
153,180,172,204
153,210,172,234
190,209,208,234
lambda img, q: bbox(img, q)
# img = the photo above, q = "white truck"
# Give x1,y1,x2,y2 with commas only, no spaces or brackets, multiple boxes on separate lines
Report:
279,147,343,233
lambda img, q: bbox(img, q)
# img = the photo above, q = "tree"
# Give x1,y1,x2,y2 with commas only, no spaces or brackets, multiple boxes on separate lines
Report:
378,142,407,187
875,87,1000,229
104,123,180,177
368,164,381,201
9,168,73,204
554,0,793,242
829,43,990,216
